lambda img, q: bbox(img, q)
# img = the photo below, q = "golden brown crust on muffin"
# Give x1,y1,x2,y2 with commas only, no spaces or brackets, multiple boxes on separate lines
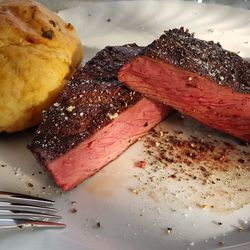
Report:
0,0,83,132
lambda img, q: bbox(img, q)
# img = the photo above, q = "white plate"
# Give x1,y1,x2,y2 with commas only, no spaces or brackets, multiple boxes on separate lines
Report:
0,1,250,250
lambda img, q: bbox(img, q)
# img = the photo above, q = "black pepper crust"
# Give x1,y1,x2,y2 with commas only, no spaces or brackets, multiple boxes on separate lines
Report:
82,44,143,80
29,44,143,163
143,27,250,94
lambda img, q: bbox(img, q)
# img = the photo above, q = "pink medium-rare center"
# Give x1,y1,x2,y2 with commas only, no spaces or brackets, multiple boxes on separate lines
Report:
48,98,168,191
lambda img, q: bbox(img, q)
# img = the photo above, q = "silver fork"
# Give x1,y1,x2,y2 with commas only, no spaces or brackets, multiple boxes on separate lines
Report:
0,191,65,230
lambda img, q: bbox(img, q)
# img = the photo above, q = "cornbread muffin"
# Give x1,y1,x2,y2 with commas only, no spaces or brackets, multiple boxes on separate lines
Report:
0,0,83,133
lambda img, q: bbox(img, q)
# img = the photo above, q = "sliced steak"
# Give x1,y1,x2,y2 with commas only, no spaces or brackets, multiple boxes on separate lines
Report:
29,44,170,191
119,28,250,141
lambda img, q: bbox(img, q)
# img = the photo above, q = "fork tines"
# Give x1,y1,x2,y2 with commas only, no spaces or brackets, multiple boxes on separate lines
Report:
0,191,65,230
0,191,55,206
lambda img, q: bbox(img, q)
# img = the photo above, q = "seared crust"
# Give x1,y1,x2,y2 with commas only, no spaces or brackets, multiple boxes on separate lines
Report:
143,27,250,94
82,44,142,80
29,44,143,162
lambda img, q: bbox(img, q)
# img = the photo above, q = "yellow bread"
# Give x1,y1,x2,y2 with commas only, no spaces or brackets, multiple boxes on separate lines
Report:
0,0,83,132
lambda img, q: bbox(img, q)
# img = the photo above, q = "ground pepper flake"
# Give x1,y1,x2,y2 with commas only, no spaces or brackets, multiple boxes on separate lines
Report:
135,160,146,169
238,158,245,164
125,112,249,212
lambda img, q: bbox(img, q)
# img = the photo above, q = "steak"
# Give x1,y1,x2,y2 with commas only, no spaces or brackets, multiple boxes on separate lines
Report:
119,28,250,141
29,44,170,191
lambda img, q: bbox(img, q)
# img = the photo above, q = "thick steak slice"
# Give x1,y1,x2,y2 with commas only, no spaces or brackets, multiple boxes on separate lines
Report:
119,28,250,141
29,44,170,191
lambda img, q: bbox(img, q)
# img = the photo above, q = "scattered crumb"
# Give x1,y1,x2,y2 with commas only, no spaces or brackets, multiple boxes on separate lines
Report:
70,208,77,214
165,227,172,235
27,182,34,188
96,222,101,228
129,188,139,195
197,204,208,209
218,241,224,246
66,23,74,30
1,164,6,168
107,18,111,22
